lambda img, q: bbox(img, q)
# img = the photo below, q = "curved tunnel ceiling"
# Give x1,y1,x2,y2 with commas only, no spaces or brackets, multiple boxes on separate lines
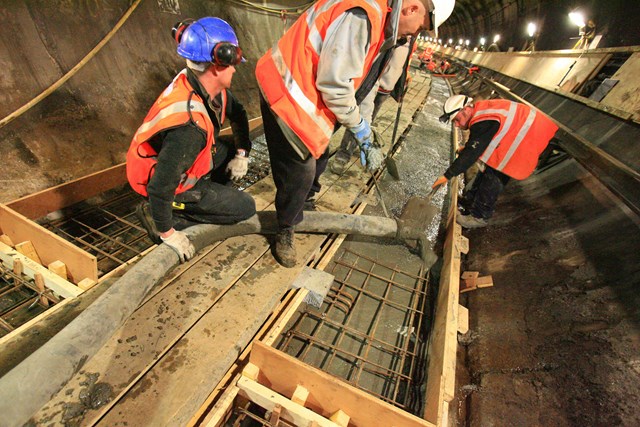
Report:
439,0,640,51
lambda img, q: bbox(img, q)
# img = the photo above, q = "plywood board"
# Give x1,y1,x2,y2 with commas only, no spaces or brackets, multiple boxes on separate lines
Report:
0,204,97,283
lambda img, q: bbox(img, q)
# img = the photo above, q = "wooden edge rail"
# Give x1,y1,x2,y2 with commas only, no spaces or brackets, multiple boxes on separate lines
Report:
423,125,464,426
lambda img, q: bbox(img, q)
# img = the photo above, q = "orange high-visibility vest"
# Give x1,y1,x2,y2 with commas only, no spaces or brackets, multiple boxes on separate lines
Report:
255,0,388,159
126,70,227,197
470,99,558,180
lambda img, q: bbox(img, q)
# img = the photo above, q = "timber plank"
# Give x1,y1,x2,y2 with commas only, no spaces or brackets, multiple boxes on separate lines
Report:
97,232,327,426
32,234,272,425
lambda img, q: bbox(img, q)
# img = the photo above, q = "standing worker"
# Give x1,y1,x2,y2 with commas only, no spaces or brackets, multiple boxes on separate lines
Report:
432,95,558,228
127,17,256,262
256,0,437,268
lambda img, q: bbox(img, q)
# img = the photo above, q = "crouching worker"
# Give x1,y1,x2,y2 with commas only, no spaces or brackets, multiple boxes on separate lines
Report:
432,95,558,229
127,17,256,262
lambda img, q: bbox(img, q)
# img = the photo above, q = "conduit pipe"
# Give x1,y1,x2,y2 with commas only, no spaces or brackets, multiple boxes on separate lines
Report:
0,210,423,427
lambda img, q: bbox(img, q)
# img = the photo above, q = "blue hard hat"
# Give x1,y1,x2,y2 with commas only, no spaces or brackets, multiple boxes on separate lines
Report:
177,17,243,63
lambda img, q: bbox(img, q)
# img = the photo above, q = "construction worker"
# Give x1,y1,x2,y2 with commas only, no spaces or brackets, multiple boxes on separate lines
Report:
330,0,454,176
127,17,256,262
432,95,558,228
256,0,436,268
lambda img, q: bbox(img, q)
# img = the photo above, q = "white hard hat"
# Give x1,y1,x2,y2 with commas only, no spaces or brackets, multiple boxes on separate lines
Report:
439,94,473,123
432,0,455,36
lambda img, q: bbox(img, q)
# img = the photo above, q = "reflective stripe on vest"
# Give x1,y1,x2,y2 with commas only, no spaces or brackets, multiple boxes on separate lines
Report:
136,100,208,137
126,70,219,197
471,99,558,180
255,0,387,159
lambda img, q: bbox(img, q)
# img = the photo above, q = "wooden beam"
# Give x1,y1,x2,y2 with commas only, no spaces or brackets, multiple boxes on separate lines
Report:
0,204,97,283
15,241,42,264
0,242,81,298
249,342,435,427
6,164,127,221
47,261,67,280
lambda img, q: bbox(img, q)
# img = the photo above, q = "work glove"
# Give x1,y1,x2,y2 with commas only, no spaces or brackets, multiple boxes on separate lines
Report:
431,175,448,190
349,118,382,172
226,153,249,182
161,230,196,263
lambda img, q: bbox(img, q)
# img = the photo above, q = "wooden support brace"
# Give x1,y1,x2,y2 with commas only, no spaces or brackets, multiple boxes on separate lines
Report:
457,304,469,334
269,404,282,425
456,235,469,254
48,260,67,280
476,275,494,288
77,278,97,291
236,376,341,427
0,234,14,247
329,409,350,427
0,242,82,298
291,385,309,406
242,363,260,381
15,241,42,264
34,273,49,307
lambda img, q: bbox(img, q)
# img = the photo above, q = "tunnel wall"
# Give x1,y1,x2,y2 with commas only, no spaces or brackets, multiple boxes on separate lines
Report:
0,0,293,203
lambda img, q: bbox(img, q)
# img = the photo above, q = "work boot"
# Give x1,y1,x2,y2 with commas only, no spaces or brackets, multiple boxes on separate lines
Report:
456,214,488,229
329,155,349,175
303,197,317,211
135,201,162,244
274,227,296,268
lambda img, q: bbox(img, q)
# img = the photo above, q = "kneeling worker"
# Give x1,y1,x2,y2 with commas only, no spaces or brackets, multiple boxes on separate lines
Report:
127,17,256,261
432,95,558,228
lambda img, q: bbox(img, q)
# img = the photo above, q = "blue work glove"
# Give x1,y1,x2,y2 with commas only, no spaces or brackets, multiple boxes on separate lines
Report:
349,119,383,171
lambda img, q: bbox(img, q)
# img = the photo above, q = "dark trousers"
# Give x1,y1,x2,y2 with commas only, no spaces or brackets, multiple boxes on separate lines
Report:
260,94,329,229
174,135,256,227
460,166,510,220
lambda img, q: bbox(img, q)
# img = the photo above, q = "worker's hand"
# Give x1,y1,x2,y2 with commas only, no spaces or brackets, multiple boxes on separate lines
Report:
161,229,195,263
431,175,448,190
226,154,249,182
349,118,373,149
360,144,384,172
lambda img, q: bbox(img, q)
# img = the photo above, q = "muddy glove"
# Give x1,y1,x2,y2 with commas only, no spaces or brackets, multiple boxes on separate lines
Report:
431,175,448,190
349,118,382,171
226,151,249,182
161,230,195,263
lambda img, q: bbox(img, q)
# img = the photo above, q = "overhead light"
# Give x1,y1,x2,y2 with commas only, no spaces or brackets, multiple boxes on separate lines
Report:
493,34,500,43
569,11,585,28
459,38,464,45
448,38,453,44
465,39,470,46
480,37,486,45
527,22,537,37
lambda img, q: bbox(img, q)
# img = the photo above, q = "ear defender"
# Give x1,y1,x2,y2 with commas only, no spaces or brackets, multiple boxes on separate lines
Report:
172,19,195,43
212,42,244,67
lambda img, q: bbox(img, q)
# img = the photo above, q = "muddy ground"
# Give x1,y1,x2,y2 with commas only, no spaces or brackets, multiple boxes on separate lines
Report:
452,159,640,426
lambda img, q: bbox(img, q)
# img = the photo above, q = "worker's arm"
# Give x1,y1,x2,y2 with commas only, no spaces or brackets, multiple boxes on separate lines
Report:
146,125,205,233
315,9,370,129
444,120,500,179
224,90,251,154
378,43,410,94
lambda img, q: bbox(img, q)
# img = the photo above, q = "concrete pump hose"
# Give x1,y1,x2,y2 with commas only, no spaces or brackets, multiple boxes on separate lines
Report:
0,211,400,426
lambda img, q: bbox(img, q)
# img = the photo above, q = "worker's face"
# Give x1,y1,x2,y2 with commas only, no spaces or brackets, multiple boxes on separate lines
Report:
397,0,432,39
453,105,474,129
213,64,236,90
